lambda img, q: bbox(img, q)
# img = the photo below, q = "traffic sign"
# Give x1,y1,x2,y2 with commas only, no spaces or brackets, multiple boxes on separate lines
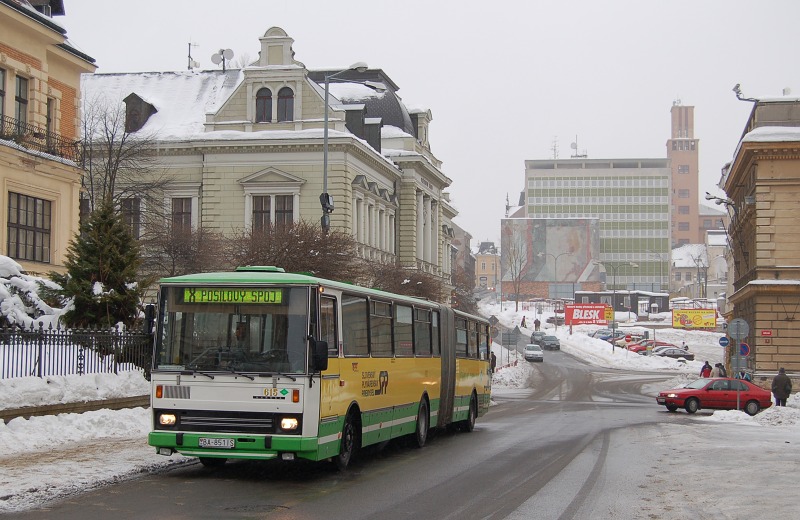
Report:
719,337,730,347
728,318,749,339
740,342,750,356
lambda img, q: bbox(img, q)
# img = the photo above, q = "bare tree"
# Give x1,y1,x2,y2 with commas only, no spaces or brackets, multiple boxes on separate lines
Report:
140,223,227,277
225,220,365,281
502,229,529,312
363,261,446,302
80,93,171,212
450,267,478,314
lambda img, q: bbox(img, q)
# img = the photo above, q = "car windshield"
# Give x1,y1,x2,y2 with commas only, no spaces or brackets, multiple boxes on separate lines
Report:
526,345,541,351
685,378,712,389
155,285,310,374
544,336,557,340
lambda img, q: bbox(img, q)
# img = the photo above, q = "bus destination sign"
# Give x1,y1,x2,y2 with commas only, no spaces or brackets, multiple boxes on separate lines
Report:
183,288,283,304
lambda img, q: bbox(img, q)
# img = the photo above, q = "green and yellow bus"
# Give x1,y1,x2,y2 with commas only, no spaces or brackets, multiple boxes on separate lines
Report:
148,266,492,469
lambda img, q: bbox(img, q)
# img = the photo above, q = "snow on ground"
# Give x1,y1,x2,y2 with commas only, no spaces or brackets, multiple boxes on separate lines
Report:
1,297,799,515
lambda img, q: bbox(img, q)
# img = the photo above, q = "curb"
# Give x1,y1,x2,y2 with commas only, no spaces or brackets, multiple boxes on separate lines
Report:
1,395,150,423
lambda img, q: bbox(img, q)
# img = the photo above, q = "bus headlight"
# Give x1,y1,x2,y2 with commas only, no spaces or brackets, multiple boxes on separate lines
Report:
280,417,299,431
159,413,177,426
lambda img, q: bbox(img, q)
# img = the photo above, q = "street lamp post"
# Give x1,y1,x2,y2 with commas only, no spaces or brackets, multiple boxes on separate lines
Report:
647,249,664,292
596,261,639,337
540,251,572,330
320,62,371,234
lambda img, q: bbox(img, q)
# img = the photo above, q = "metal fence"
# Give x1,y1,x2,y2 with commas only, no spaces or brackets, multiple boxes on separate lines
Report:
0,323,153,380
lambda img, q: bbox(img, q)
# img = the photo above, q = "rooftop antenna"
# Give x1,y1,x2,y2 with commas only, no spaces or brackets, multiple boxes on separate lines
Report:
551,136,559,159
211,48,234,71
187,41,200,70
570,135,587,158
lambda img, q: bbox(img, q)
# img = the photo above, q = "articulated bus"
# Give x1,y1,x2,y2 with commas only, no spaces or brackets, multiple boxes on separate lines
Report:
148,266,492,469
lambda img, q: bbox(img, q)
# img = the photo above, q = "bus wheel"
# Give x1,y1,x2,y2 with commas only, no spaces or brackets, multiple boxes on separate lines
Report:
459,394,477,432
413,398,429,448
335,411,359,471
199,457,226,468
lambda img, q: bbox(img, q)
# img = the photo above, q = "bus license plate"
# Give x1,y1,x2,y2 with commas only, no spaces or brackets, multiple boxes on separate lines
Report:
199,437,235,449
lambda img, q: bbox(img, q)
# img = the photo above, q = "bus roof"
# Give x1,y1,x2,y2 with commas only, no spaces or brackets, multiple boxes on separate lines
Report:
159,267,446,310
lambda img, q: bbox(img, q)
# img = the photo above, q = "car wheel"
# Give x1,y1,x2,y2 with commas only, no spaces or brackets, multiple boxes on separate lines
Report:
744,400,760,416
685,398,699,414
666,404,678,412
458,393,477,432
412,398,429,448
335,410,360,471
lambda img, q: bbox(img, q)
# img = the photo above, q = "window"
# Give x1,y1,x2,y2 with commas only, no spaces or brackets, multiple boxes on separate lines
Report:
253,195,271,231
685,272,692,281
455,317,468,357
675,272,681,281
255,88,272,123
394,305,413,357
252,194,294,229
678,189,690,199
678,222,690,231
678,165,690,174
370,300,393,357
275,195,293,225
121,197,141,238
7,192,51,263
342,294,368,356
320,296,338,357
172,197,192,233
277,87,294,122
15,76,28,125
703,219,713,229
414,308,432,356
678,206,690,215
431,311,440,356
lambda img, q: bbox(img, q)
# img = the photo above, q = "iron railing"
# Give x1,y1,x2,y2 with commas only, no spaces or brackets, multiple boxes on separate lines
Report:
0,114,81,163
0,323,153,380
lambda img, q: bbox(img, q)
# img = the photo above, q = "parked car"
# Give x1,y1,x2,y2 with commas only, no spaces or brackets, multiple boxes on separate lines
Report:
546,315,565,325
524,343,544,362
530,331,547,345
656,377,772,416
628,340,675,353
540,335,561,350
589,329,613,338
652,347,695,361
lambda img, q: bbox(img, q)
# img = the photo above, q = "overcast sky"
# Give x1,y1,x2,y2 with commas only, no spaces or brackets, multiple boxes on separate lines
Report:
60,0,800,245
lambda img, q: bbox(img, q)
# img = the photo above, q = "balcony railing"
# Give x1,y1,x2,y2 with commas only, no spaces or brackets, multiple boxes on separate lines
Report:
0,115,80,163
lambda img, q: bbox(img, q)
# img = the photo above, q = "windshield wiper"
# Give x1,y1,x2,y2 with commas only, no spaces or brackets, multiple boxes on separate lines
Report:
257,372,297,382
182,369,215,380
227,368,255,380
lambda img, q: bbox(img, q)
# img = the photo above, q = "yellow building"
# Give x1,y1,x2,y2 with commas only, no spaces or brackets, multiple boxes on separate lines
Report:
0,1,96,275
721,95,800,382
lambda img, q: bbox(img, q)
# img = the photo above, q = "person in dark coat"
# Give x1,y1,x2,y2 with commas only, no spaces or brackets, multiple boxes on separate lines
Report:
533,319,541,331
772,367,792,406
490,352,497,374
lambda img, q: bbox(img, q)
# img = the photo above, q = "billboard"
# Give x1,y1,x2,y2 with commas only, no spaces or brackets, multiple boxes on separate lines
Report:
499,218,600,284
672,309,717,329
565,303,610,325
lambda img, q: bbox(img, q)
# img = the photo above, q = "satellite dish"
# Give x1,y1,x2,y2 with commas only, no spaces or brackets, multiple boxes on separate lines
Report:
211,54,222,65
570,142,577,149
222,48,234,60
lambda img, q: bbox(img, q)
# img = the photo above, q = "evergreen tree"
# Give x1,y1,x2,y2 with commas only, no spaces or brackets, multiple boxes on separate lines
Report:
50,199,143,328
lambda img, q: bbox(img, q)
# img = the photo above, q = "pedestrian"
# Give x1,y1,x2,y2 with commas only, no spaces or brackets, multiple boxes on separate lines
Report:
737,370,752,382
718,363,728,378
534,318,541,331
771,367,792,406
490,352,497,375
681,341,688,351
700,361,712,378
521,316,527,328
710,363,721,378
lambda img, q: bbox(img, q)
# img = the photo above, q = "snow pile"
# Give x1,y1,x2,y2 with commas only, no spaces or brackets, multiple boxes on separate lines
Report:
0,372,150,411
0,255,66,328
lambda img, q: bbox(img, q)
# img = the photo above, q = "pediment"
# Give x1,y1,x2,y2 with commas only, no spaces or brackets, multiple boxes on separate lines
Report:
239,167,305,186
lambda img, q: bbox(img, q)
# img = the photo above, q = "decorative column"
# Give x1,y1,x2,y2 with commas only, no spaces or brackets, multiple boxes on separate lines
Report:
416,191,424,261
423,196,432,264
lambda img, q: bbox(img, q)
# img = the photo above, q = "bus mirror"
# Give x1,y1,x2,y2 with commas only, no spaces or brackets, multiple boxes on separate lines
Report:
312,339,329,372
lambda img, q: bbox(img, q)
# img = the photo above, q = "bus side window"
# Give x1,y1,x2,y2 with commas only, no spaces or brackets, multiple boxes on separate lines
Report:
320,296,338,357
342,294,369,357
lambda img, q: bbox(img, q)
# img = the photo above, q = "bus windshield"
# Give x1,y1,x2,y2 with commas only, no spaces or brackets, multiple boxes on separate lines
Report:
155,285,310,374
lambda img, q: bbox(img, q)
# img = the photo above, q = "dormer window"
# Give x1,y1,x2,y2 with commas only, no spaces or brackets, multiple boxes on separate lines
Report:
277,87,294,122
123,93,157,133
255,88,272,123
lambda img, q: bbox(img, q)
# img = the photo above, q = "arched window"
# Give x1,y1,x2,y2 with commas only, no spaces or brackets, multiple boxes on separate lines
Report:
255,88,272,122
277,87,294,122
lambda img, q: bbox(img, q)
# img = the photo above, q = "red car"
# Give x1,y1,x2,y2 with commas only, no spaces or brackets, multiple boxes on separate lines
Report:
656,378,772,416
627,340,675,353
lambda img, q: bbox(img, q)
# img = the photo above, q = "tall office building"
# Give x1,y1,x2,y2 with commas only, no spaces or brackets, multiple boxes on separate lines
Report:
667,101,701,245
524,158,671,291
